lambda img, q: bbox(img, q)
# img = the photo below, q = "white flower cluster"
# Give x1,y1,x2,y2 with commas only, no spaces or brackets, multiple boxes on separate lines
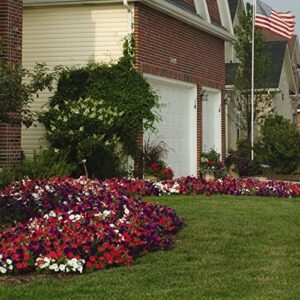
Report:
35,257,85,273
118,205,130,224
68,210,83,222
0,254,13,274
94,209,111,219
154,182,180,195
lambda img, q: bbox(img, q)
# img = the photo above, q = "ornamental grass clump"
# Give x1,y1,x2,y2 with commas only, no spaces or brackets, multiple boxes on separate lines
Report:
0,177,183,275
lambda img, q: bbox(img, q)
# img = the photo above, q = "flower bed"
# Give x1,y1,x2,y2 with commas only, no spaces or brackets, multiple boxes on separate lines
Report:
1,175,299,276
104,176,300,198
0,177,183,275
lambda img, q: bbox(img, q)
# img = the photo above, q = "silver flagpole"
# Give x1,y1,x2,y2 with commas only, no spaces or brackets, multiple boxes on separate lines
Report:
251,0,256,160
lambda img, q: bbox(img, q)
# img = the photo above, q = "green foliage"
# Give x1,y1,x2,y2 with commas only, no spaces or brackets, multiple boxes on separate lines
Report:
143,139,169,169
200,149,228,179
40,36,159,178
225,140,262,176
256,115,300,174
0,49,58,126
233,3,275,141
0,149,74,189
143,139,174,180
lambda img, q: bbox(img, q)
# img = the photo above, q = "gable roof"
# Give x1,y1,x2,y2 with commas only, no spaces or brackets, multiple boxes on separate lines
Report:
226,41,287,88
228,0,239,21
225,63,239,86
265,41,287,88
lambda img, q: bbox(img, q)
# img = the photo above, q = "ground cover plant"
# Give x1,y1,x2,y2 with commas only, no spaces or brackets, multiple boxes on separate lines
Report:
105,176,300,198
0,195,299,300
0,177,183,275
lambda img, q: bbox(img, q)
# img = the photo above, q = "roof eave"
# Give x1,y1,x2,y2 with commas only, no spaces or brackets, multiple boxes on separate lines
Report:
24,0,235,42
142,0,235,42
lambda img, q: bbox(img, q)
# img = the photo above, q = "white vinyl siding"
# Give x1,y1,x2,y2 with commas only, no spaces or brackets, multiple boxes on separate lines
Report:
22,4,128,157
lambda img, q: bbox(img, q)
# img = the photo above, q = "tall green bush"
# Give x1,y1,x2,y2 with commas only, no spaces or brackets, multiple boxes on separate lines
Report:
256,115,300,174
40,37,160,178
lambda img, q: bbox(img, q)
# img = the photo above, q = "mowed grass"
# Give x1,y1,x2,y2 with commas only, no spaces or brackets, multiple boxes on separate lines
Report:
1,195,300,300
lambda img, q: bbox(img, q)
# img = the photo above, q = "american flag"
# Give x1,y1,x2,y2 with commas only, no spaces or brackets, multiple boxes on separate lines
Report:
255,0,295,39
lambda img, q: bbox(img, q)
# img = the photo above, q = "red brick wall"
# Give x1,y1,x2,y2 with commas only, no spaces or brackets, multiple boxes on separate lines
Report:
206,0,221,25
134,3,226,174
0,0,22,168
0,0,22,62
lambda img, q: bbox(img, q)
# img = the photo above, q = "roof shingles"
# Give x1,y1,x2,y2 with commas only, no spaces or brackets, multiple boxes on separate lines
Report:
226,41,287,88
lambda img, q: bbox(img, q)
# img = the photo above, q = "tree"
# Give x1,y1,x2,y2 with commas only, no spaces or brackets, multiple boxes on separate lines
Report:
233,3,275,142
256,114,300,174
0,49,57,127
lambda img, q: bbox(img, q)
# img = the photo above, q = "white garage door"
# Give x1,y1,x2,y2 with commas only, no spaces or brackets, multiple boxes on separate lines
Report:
202,87,222,154
145,75,197,178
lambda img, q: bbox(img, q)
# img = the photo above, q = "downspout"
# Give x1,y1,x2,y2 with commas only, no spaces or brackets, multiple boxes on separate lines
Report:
123,1,134,176
123,0,132,34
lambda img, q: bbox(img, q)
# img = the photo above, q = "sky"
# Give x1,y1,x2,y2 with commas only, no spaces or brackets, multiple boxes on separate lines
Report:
244,0,300,36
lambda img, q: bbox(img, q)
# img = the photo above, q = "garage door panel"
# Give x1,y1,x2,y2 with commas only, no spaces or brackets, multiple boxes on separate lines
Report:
144,76,197,178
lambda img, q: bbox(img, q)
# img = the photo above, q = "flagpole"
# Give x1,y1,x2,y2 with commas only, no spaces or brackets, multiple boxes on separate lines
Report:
251,0,256,161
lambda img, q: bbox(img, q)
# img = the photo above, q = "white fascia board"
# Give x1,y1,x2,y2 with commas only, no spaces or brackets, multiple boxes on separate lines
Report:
194,0,210,23
226,86,280,93
217,0,234,35
24,0,131,7
284,44,297,93
141,0,235,42
225,85,235,90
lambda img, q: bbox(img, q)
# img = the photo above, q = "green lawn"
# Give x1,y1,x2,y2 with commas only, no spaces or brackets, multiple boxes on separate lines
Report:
1,195,300,300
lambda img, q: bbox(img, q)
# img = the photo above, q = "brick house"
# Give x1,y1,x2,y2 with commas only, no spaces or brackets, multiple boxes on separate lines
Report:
13,0,234,177
0,0,22,168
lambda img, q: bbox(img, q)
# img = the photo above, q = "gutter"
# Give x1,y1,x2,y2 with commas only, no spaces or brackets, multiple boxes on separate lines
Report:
225,86,281,94
123,0,132,34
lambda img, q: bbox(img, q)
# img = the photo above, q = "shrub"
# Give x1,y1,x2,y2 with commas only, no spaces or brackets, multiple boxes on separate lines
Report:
200,149,228,179
143,139,174,180
40,38,159,178
0,148,74,189
0,51,57,126
40,96,126,178
225,140,262,176
256,115,300,174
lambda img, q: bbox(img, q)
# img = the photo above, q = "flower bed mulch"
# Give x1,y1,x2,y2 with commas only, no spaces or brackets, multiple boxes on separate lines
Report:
0,177,183,276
